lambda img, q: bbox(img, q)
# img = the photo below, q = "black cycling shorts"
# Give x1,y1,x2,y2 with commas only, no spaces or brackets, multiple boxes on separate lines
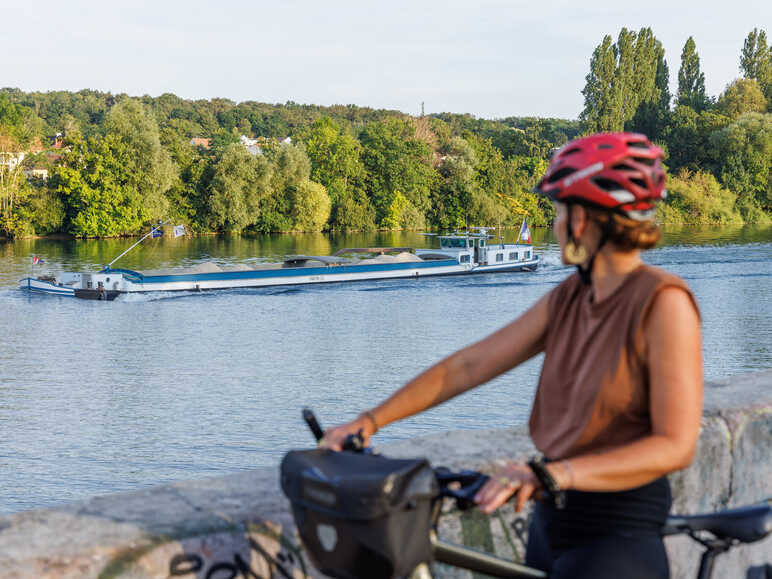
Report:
525,477,671,579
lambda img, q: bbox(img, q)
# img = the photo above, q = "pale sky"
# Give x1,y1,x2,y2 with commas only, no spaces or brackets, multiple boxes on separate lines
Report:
4,0,770,120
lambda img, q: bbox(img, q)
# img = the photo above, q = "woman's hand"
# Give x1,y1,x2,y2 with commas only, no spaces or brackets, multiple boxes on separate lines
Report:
318,414,377,451
475,461,541,514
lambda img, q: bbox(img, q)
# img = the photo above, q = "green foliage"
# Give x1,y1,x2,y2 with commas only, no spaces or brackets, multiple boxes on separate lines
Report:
740,28,772,103
581,35,620,132
709,113,772,219
581,28,667,135
717,78,768,118
359,118,437,226
207,144,271,233
51,136,148,237
628,42,671,140
677,37,710,112
664,106,731,172
290,180,331,232
331,188,376,231
103,99,175,221
258,142,313,232
380,190,425,230
657,170,743,224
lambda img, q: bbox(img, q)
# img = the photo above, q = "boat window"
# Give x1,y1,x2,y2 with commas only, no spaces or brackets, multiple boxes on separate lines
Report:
510,252,517,260
525,251,531,259
496,253,503,262
480,240,485,247
460,254,470,263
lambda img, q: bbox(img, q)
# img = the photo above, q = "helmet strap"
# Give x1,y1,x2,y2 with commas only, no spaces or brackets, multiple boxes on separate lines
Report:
567,204,612,286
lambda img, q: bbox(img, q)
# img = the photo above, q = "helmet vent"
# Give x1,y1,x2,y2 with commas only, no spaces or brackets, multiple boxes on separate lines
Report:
547,167,576,184
612,163,636,172
627,141,649,149
633,156,656,167
631,178,647,189
561,147,581,157
592,177,622,191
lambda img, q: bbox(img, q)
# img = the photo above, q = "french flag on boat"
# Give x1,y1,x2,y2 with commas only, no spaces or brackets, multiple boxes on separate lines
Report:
33,255,43,265
518,219,531,244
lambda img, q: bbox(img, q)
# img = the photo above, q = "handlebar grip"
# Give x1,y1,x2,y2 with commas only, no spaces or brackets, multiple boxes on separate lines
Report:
302,408,325,442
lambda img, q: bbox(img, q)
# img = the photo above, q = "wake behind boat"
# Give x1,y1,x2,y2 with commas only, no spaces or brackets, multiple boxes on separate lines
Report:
20,224,539,300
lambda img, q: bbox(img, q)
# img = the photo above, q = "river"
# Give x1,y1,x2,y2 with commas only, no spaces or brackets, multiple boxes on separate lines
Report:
1,225,770,514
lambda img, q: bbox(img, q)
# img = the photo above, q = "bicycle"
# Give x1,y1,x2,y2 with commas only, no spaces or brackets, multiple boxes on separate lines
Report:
281,410,771,579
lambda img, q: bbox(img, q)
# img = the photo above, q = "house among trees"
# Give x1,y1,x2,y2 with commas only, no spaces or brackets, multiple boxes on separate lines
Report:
190,137,211,150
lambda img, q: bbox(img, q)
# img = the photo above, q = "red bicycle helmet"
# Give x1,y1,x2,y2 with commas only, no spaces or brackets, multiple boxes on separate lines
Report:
534,132,666,221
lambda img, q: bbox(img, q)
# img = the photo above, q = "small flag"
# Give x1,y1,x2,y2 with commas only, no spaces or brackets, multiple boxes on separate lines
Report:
173,225,186,238
33,255,44,265
151,227,163,238
518,219,531,244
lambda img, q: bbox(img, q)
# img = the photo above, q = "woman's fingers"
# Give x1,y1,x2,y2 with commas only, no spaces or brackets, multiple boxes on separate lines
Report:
515,483,535,512
475,476,521,513
478,483,519,514
474,461,542,514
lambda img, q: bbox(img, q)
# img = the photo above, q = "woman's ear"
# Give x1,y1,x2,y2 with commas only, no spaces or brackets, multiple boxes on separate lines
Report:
571,204,588,238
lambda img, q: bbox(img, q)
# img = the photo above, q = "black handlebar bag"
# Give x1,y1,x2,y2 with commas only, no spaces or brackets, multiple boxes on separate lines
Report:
280,449,438,579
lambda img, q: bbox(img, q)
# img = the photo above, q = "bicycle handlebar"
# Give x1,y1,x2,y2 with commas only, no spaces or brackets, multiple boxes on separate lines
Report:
302,408,487,507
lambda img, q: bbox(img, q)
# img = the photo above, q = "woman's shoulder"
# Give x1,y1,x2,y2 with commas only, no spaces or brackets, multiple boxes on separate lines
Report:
637,263,690,289
636,264,700,321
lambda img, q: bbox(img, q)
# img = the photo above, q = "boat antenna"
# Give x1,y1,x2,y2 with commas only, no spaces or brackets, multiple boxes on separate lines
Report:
104,220,169,271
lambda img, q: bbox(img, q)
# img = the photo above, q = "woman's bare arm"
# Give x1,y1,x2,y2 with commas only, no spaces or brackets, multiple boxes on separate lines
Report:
322,292,551,449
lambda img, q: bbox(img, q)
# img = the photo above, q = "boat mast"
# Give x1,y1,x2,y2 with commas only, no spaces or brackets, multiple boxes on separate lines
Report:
104,220,169,271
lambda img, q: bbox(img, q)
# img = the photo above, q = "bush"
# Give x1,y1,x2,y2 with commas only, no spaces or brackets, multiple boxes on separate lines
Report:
658,170,743,225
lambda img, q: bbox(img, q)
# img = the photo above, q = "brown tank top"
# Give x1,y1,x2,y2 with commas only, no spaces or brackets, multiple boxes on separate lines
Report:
529,264,699,460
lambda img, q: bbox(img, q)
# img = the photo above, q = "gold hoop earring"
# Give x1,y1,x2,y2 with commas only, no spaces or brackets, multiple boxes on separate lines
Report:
564,241,588,265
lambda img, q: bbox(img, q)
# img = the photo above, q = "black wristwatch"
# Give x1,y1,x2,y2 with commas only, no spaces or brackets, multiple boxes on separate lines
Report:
527,456,566,510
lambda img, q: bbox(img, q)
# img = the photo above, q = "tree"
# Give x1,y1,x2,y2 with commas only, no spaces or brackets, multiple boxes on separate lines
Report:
581,28,663,134
709,113,772,221
581,35,621,132
629,42,671,140
677,37,710,112
740,29,772,103
432,136,479,228
51,136,149,237
359,118,437,227
656,169,743,224
207,143,271,233
304,117,368,229
103,99,176,221
290,180,331,232
665,106,730,172
716,79,768,118
258,142,313,232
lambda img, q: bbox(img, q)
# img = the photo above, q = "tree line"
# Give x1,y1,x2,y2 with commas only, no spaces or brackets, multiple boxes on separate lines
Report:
0,27,769,239
581,27,771,225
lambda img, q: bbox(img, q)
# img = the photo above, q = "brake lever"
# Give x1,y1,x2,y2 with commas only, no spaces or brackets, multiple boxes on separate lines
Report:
341,430,374,454
302,408,325,442
436,469,490,510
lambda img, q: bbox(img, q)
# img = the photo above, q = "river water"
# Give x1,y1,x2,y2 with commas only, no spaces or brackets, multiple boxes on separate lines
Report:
1,226,771,514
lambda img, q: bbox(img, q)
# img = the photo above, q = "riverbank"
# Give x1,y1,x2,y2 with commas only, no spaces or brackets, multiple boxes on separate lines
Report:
0,369,769,578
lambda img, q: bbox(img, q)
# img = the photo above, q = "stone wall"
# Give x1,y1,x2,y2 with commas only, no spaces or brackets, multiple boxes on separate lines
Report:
0,370,770,578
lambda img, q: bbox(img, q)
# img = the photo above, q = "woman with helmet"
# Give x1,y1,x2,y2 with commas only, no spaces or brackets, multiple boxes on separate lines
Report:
322,132,703,578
